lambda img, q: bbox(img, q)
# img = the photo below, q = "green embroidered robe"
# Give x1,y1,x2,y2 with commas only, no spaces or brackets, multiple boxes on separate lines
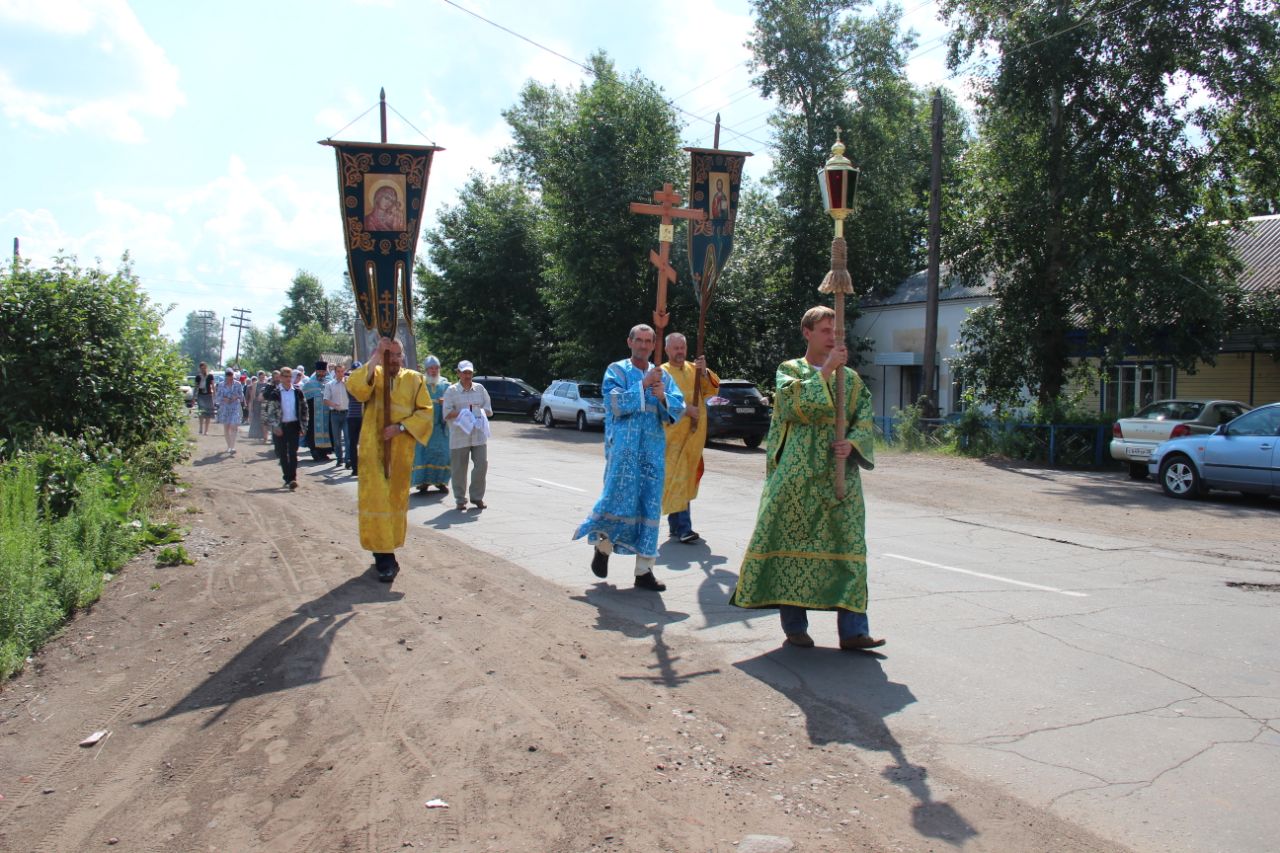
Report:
731,358,875,612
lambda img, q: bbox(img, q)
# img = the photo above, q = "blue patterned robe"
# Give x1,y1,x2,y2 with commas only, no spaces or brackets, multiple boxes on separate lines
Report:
302,374,332,457
411,378,451,488
573,358,685,558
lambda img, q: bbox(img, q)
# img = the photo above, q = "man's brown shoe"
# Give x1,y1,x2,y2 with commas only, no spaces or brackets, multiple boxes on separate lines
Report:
785,632,815,648
839,634,886,651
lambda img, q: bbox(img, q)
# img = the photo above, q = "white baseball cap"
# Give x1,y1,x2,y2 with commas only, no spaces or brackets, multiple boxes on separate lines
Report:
457,360,474,373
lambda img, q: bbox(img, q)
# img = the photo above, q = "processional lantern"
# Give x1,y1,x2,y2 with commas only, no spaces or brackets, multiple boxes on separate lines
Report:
816,127,860,500
817,127,860,237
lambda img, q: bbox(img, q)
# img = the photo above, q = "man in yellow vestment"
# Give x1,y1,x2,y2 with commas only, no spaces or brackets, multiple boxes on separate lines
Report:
347,337,433,582
661,332,720,544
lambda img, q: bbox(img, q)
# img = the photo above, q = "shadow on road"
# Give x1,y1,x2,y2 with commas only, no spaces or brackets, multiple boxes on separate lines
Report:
571,583,720,688
735,647,978,847
139,574,403,729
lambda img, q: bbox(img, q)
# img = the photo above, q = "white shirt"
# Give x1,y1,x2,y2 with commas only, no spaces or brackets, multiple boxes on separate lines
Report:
279,385,298,422
443,382,493,447
323,379,350,411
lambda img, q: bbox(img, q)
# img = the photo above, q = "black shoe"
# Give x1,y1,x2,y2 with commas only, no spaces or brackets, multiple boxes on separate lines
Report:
679,531,700,544
591,549,609,578
634,572,666,592
287,480,298,490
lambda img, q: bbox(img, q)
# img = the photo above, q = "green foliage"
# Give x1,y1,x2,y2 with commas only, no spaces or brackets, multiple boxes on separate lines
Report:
178,310,222,370
241,323,287,372
501,52,687,379
155,545,195,567
282,322,352,372
279,271,330,338
747,0,969,309
0,256,188,477
0,452,158,680
417,174,554,384
141,522,184,545
940,0,1279,406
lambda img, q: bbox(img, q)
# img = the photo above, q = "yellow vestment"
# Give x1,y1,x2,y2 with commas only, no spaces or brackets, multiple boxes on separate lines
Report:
347,365,433,552
660,361,720,515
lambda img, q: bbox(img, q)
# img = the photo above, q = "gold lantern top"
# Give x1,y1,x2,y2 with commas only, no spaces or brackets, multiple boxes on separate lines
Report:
817,127,860,237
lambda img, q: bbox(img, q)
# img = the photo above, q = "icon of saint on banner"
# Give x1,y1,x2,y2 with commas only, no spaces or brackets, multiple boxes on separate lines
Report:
364,176,407,232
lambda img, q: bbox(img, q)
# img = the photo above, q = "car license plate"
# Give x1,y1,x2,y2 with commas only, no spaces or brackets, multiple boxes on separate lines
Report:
735,407,754,414
1125,446,1150,460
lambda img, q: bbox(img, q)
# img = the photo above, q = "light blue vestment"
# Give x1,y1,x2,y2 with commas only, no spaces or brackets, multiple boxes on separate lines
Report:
302,374,332,451
573,358,685,558
411,379,451,488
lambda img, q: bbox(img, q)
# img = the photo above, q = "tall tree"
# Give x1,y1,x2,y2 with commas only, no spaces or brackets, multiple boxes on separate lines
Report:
942,0,1279,407
502,52,686,378
278,271,328,338
241,324,286,372
177,309,221,371
746,0,963,334
416,174,553,384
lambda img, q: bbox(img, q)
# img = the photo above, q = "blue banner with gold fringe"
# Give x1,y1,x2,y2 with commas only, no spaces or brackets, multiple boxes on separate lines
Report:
319,140,442,338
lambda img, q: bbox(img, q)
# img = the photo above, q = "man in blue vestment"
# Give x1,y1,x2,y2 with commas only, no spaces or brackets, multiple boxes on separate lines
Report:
573,324,684,591
301,360,333,462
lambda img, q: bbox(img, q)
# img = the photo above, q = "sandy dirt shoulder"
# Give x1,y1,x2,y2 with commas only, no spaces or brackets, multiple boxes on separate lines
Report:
0,429,1145,852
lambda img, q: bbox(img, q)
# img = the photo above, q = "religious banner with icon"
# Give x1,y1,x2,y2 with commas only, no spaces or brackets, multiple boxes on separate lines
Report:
684,146,751,348
319,140,443,338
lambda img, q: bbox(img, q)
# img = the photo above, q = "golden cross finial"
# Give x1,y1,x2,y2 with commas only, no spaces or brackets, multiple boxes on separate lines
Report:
834,125,843,142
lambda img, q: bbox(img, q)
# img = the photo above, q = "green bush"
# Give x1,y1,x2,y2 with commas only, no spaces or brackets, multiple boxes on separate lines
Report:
0,255,188,479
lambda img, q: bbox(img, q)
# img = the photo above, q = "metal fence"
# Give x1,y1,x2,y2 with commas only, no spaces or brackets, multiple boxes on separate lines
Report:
873,416,1112,468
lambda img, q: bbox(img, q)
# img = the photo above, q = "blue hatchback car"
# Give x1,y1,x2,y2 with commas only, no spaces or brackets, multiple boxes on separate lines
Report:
1147,402,1280,499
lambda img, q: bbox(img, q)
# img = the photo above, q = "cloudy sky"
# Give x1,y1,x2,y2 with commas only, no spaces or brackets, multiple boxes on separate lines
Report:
0,0,958,348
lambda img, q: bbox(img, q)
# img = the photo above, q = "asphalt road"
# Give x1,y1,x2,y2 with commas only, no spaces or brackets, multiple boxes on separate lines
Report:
365,417,1279,853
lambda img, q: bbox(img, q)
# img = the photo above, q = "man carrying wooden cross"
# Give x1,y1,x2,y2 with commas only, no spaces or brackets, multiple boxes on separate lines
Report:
730,306,885,650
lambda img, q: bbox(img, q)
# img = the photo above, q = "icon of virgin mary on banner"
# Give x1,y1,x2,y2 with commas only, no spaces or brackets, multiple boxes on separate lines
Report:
319,140,443,340
685,147,751,331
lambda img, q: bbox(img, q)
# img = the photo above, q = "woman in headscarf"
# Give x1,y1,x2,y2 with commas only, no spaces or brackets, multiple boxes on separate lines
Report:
411,355,452,494
246,371,266,440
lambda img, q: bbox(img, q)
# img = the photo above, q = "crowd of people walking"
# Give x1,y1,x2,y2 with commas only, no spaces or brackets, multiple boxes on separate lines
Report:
193,306,885,648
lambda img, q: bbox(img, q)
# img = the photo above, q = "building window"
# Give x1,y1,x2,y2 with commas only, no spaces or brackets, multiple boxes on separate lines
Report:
1102,363,1174,415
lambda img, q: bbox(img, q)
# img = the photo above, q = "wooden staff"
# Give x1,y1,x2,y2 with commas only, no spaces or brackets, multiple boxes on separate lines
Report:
820,235,854,500
382,345,393,479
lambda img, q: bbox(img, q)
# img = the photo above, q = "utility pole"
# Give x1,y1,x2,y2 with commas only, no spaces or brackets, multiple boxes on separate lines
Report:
219,317,226,367
922,89,943,418
197,310,216,368
230,307,252,367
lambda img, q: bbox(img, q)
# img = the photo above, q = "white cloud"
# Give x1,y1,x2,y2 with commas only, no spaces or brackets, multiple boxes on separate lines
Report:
0,0,184,142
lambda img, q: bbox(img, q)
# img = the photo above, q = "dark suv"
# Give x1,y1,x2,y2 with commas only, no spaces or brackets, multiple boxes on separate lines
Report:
705,380,772,448
471,376,542,418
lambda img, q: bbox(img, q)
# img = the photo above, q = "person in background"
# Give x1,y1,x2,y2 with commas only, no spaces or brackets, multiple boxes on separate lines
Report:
442,360,492,511
323,363,351,468
213,367,245,455
194,362,215,435
345,362,364,474
411,355,452,494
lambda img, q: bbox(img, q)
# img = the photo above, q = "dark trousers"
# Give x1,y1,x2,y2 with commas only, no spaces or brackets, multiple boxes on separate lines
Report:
347,415,363,474
273,421,301,484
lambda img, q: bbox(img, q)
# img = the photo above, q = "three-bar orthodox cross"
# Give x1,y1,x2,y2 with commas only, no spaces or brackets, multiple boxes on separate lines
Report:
630,183,706,365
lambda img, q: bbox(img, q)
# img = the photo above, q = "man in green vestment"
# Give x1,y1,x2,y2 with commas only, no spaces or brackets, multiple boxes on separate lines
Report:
730,305,886,651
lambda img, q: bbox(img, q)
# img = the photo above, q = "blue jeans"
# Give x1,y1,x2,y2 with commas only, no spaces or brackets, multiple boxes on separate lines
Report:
779,605,869,640
329,411,348,463
667,508,692,537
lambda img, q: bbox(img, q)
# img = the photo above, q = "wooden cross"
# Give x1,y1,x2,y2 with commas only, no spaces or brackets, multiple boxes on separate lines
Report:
630,183,706,365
